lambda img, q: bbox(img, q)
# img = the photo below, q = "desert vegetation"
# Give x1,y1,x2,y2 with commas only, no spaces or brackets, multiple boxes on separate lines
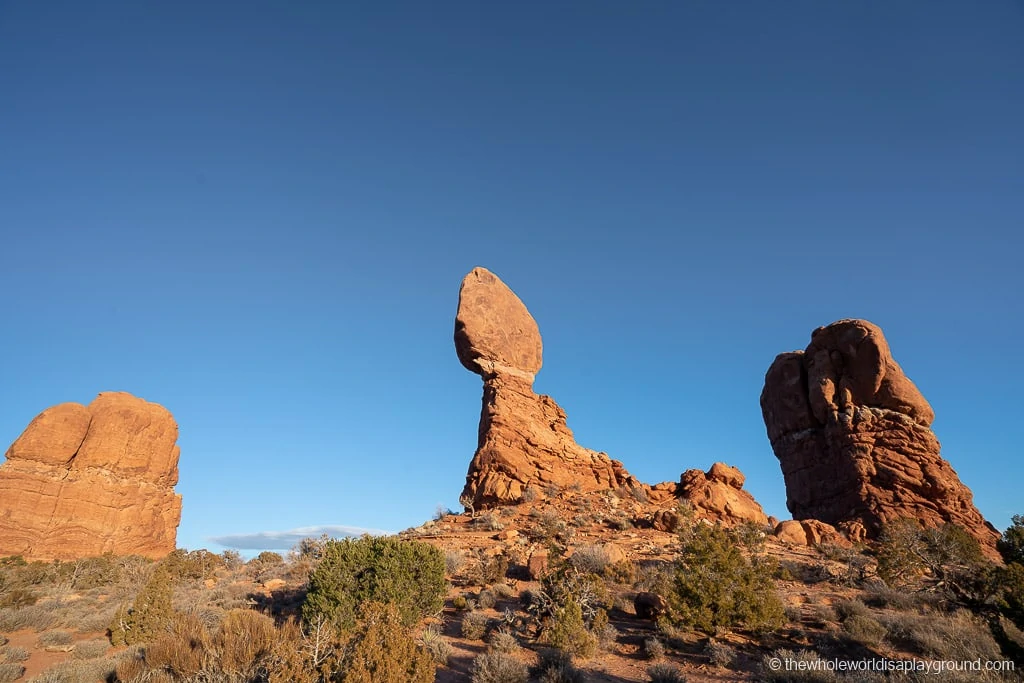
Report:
0,506,1021,681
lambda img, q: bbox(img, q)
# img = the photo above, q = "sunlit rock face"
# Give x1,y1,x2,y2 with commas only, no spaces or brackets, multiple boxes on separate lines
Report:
0,392,182,560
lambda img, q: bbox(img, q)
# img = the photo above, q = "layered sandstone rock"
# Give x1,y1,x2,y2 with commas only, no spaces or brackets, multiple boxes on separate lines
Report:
0,392,182,560
456,267,637,508
761,319,998,555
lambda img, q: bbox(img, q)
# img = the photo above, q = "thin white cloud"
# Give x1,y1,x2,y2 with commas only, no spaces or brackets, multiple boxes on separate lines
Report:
209,524,391,550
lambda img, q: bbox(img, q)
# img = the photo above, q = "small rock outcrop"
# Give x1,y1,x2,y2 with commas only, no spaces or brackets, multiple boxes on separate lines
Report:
761,319,998,554
678,463,768,526
0,392,182,560
457,267,638,508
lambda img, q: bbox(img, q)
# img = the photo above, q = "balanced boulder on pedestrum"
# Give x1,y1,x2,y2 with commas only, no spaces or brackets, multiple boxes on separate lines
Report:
760,319,999,555
0,392,182,560
455,267,638,509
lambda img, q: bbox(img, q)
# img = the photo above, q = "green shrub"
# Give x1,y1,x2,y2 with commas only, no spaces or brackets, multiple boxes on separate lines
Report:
462,611,490,640
302,536,446,630
545,598,597,659
337,601,435,683
877,519,991,603
998,514,1024,565
109,567,175,646
997,561,1024,628
471,649,528,683
665,522,784,633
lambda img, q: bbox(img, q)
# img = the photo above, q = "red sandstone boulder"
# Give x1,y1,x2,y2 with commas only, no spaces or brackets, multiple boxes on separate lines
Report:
677,463,768,526
0,392,182,560
761,319,999,557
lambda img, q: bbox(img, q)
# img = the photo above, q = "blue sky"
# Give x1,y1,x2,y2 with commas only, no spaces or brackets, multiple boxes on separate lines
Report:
1,2,1021,553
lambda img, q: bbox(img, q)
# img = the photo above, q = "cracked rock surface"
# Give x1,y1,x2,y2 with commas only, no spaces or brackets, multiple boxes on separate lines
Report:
761,319,999,556
0,392,181,560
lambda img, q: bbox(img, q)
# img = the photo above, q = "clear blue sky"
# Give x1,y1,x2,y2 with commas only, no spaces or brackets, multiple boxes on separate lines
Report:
2,2,1021,553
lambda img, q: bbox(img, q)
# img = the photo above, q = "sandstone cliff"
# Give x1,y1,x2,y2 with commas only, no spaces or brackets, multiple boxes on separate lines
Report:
761,319,999,555
0,392,182,560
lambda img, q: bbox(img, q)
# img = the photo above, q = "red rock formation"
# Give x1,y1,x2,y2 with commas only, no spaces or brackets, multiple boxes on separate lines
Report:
678,463,768,526
0,392,182,560
456,267,637,508
761,319,999,555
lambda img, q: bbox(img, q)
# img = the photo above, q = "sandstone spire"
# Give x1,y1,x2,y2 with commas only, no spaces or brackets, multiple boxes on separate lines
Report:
761,319,999,555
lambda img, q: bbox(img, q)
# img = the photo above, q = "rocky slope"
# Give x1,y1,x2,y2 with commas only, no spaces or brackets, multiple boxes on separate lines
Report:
0,392,182,560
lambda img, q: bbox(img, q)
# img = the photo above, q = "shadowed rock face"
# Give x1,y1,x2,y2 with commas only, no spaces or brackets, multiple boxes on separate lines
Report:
0,392,182,560
761,319,999,555
456,267,637,508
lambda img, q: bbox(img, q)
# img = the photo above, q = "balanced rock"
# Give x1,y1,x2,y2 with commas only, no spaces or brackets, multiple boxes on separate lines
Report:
0,392,182,560
761,319,998,555
456,267,638,508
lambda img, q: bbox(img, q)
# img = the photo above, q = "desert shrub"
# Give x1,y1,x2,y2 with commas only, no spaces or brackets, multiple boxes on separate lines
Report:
37,629,73,647
420,624,452,666
462,611,490,640
528,510,567,543
997,561,1024,628
545,598,597,659
161,549,225,583
643,636,665,659
481,555,510,585
882,608,1002,662
474,513,504,532
453,595,470,610
0,605,56,631
302,536,446,630
634,562,673,594
0,588,38,608
605,560,637,585
471,649,528,683
492,582,515,599
444,550,464,576
647,662,686,683
28,658,118,683
705,639,735,668
592,608,617,651
862,583,923,610
763,648,837,682
569,545,612,574
833,598,869,622
0,647,27,664
478,588,497,609
531,566,610,625
533,649,584,683
109,567,175,646
72,638,110,660
665,522,784,633
488,628,519,653
338,601,435,683
998,514,1024,565
877,519,991,603
0,663,23,683
842,613,886,646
